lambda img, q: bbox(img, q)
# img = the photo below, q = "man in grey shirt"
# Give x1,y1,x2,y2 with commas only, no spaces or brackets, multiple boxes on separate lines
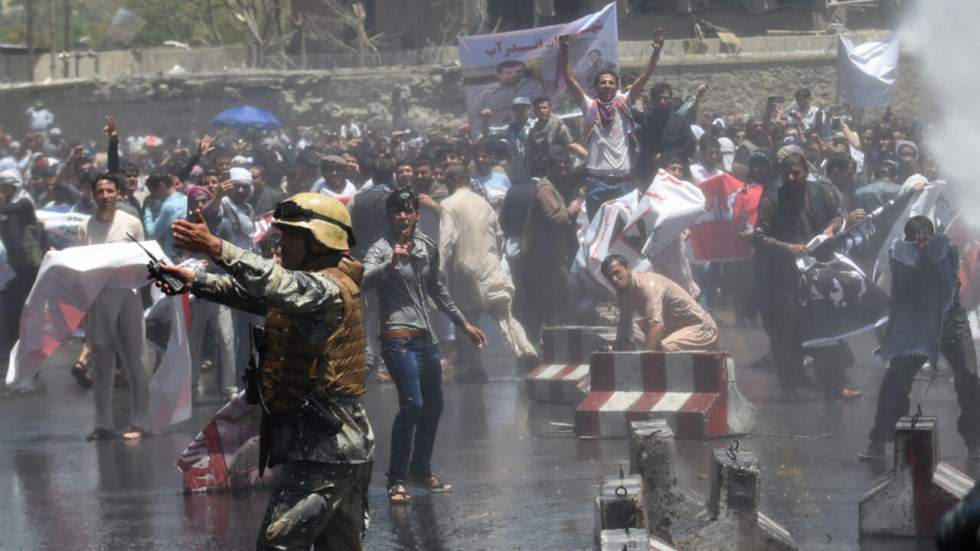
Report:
362,188,486,504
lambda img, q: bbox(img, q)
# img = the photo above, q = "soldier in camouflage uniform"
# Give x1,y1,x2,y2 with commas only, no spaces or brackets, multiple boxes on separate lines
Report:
158,192,373,550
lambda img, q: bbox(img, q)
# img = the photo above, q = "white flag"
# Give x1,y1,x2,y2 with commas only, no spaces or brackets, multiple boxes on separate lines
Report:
838,34,900,108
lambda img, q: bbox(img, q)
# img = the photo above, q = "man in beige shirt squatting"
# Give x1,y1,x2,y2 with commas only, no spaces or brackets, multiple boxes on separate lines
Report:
601,254,719,352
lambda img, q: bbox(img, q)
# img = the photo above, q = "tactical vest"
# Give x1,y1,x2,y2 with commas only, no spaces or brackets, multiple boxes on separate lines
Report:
260,259,367,417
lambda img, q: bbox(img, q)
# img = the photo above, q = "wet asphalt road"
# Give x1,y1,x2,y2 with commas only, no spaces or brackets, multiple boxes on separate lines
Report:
0,309,972,550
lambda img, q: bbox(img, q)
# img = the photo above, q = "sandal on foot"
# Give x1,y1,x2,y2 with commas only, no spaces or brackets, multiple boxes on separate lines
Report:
406,473,452,493
86,428,117,441
122,426,146,441
388,483,411,504
70,362,93,390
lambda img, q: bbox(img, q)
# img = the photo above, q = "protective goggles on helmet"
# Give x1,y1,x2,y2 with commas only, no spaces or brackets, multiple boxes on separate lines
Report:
273,201,357,248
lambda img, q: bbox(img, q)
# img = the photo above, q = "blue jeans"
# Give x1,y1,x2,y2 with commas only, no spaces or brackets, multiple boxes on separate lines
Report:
382,336,443,486
586,177,630,221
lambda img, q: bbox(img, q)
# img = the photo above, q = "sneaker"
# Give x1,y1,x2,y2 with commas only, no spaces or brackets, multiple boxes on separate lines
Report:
858,441,886,461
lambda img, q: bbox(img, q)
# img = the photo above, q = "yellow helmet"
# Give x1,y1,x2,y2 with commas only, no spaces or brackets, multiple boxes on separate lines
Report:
272,192,355,251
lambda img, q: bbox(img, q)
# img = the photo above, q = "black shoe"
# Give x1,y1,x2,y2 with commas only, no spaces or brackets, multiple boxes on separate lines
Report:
86,428,117,441
858,441,886,461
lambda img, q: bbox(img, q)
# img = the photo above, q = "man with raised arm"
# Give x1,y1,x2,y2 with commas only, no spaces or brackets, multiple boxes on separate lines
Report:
558,28,666,218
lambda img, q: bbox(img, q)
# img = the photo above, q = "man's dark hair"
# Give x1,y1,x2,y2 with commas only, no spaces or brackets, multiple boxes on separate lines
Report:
589,49,602,57
92,172,123,193
296,147,321,170
600,254,629,278
372,154,397,183
795,88,812,100
385,187,420,213
657,152,686,170
474,137,499,156
593,69,619,87
650,82,672,99
875,158,899,180
412,155,435,170
496,60,524,73
904,215,935,242
825,152,854,175
698,133,720,152
145,173,173,190
122,163,140,176
532,96,550,107
780,152,809,175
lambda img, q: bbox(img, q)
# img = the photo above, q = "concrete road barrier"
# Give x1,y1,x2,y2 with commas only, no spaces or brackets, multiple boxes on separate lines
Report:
594,470,646,542
671,446,798,550
525,326,615,404
598,529,679,550
859,413,975,537
575,352,757,439
629,420,704,543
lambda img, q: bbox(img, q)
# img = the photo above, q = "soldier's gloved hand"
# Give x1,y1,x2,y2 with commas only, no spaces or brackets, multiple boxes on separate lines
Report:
153,264,195,295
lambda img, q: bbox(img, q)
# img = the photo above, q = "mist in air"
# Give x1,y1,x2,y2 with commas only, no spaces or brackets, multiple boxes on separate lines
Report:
903,0,980,219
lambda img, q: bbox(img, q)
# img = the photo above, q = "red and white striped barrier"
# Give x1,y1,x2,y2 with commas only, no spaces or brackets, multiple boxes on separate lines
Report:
574,351,756,439
859,414,974,537
524,326,615,404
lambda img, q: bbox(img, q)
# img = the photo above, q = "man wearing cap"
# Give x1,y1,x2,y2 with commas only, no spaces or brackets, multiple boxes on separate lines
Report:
312,154,357,203
210,166,260,394
158,192,374,550
362,188,487,504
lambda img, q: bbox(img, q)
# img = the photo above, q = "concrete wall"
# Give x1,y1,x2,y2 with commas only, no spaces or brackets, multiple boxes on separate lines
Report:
30,45,250,82
0,51,32,83
0,32,924,141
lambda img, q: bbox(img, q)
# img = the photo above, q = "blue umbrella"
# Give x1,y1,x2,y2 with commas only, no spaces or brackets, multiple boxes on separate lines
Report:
211,105,283,130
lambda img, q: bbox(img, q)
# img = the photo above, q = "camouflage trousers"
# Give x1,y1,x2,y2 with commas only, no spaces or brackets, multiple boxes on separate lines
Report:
257,460,372,551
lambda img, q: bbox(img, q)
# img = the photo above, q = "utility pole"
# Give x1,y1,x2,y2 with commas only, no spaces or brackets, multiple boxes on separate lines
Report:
63,0,71,52
26,0,35,78
49,0,56,79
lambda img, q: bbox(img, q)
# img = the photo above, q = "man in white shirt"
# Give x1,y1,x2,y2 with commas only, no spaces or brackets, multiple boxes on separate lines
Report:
311,155,357,204
784,88,821,132
26,101,54,133
558,27,667,219
79,173,149,442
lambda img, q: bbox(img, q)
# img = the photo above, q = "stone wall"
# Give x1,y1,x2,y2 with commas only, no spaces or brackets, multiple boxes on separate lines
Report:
0,47,924,141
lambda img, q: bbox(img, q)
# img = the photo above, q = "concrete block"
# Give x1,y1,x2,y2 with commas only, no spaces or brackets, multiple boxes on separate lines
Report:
628,420,704,543
525,326,615,404
859,414,974,537
598,529,680,550
671,446,797,550
575,352,756,439
595,471,646,542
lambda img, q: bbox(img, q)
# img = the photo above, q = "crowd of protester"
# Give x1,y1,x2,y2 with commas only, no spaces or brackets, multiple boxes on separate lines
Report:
0,38,957,450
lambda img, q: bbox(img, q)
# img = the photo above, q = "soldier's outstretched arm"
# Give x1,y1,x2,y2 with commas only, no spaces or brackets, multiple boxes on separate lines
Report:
166,215,343,316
